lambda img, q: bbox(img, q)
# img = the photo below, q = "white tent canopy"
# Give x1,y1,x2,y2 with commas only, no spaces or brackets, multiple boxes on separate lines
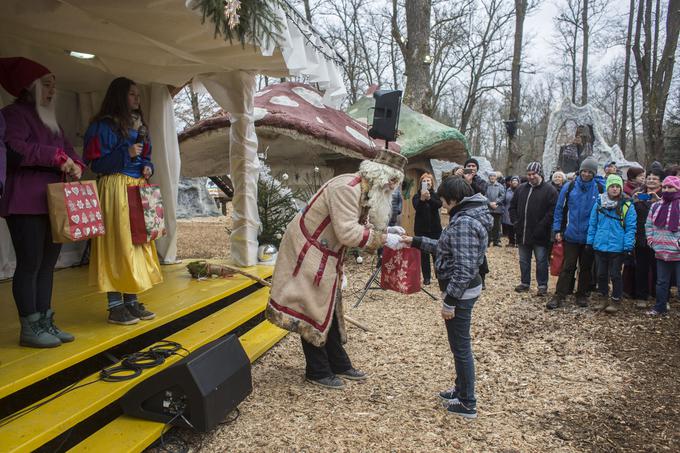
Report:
0,0,346,276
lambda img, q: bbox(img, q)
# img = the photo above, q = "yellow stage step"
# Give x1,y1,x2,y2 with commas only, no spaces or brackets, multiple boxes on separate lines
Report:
0,262,273,400
67,321,288,453
0,287,279,453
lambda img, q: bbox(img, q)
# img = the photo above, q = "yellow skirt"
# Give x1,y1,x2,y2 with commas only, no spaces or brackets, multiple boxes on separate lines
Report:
89,174,163,293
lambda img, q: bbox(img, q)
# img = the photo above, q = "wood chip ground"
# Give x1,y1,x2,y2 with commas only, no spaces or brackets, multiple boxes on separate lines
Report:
171,219,680,452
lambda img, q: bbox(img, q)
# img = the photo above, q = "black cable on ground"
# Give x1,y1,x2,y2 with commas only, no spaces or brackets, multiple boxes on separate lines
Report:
2,341,188,426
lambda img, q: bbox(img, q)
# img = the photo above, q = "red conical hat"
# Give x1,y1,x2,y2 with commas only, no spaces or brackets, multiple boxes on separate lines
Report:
0,57,51,97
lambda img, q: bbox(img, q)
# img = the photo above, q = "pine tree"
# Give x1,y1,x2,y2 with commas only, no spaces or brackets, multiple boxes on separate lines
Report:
257,165,299,247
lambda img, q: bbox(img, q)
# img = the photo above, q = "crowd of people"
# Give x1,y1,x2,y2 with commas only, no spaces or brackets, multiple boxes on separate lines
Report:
466,157,679,317
0,57,162,349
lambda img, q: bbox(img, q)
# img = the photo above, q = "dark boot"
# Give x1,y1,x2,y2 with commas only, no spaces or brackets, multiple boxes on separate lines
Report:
108,305,139,325
125,301,156,320
604,298,621,314
591,294,607,311
19,313,61,348
546,295,564,310
41,309,75,343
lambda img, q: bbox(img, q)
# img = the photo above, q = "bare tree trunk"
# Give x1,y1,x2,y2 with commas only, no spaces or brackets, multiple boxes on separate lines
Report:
581,0,589,105
632,0,680,163
393,0,432,114
189,85,201,123
619,0,635,151
571,27,578,103
390,37,399,89
507,0,527,175
631,80,639,162
302,0,312,23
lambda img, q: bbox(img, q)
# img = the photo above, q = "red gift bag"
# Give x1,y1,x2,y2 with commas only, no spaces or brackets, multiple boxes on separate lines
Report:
381,247,422,294
128,185,166,245
550,241,564,276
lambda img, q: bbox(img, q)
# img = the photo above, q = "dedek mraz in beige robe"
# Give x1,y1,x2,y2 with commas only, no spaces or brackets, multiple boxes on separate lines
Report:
266,173,383,347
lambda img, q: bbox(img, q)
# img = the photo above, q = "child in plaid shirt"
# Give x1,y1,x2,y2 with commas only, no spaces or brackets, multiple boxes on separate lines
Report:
402,176,492,418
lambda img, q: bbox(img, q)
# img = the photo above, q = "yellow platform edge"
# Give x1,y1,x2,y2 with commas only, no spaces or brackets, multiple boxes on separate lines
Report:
0,264,273,400
0,287,274,453
67,322,288,453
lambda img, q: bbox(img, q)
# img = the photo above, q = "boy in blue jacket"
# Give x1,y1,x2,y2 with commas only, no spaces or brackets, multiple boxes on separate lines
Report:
586,175,637,312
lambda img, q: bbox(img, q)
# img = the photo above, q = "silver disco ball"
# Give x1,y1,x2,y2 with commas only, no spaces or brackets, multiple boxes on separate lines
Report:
257,244,278,263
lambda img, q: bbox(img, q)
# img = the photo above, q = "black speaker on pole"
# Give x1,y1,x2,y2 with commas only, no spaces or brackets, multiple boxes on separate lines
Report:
120,335,252,432
368,89,402,142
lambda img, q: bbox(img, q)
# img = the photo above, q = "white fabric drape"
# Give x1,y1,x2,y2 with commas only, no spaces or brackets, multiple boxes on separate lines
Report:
196,71,260,266
148,83,181,264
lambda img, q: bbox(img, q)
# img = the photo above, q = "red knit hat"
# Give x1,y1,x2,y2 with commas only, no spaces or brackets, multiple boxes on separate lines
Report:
0,57,51,97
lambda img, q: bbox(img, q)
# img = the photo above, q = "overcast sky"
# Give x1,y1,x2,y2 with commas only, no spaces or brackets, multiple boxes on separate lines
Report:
524,0,630,74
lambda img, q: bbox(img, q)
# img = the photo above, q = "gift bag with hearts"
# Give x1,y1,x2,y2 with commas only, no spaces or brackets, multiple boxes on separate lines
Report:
128,184,166,245
47,181,106,243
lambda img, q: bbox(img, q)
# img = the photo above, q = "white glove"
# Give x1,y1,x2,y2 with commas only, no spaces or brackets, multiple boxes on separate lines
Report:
385,233,405,250
387,226,406,235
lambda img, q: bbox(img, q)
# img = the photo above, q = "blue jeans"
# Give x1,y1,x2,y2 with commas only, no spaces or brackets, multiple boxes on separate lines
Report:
444,296,477,408
518,244,549,288
654,260,680,313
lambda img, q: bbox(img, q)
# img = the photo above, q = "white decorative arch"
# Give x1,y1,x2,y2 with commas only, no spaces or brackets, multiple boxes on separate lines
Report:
543,98,640,176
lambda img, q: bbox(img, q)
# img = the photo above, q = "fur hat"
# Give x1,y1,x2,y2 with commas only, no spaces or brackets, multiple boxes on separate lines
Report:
0,57,51,97
580,157,598,174
372,149,406,172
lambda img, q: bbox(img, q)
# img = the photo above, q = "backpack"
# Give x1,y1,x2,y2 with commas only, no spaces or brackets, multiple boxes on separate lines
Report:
595,199,632,230
560,180,605,232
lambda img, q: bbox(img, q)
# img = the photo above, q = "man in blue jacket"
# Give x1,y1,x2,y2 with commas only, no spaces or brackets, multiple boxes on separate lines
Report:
548,157,604,309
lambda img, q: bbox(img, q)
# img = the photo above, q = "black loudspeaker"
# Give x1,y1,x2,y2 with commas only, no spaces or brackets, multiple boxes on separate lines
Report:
368,89,402,142
121,335,252,432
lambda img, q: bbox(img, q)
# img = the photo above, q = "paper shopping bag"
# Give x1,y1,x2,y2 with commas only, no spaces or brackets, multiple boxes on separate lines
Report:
47,180,106,243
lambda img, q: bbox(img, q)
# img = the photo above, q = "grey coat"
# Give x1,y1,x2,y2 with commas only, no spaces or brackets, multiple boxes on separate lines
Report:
485,182,506,214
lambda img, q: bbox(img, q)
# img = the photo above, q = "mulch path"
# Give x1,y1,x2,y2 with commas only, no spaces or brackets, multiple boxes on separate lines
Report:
173,224,679,452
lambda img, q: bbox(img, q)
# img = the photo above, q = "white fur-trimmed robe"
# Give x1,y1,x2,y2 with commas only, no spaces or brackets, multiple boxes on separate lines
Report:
266,173,383,346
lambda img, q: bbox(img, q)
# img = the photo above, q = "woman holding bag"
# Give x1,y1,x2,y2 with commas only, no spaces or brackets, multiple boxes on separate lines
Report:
84,77,162,325
0,57,84,347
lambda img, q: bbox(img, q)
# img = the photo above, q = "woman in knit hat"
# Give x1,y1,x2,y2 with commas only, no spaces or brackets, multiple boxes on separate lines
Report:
645,175,680,316
551,171,566,193
0,57,85,348
586,175,637,313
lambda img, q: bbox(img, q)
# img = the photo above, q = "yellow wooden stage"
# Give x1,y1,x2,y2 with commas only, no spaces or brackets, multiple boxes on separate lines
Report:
0,262,286,452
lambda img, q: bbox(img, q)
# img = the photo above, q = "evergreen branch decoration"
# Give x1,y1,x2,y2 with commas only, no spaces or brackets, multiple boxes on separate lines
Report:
191,0,285,48
257,165,299,247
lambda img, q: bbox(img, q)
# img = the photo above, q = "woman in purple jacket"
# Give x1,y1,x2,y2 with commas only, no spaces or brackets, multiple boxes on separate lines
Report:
0,112,6,196
0,57,84,348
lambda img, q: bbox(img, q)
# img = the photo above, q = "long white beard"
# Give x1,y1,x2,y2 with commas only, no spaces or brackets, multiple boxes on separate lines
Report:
33,82,60,135
366,183,393,231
